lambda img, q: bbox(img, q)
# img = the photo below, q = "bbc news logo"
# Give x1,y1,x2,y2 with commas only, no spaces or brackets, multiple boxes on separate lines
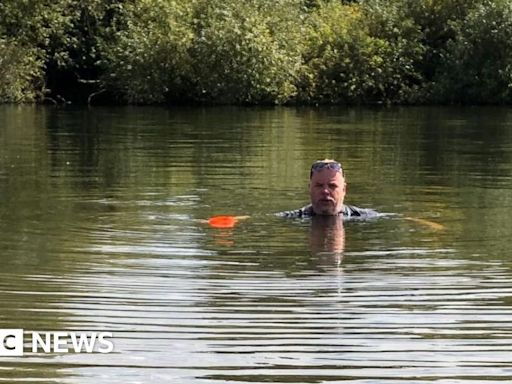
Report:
0,329,113,356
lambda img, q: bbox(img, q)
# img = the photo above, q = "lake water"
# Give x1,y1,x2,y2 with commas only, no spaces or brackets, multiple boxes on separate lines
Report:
1,105,512,383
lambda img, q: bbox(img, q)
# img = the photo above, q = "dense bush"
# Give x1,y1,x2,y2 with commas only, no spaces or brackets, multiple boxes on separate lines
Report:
361,0,426,103
100,0,305,104
99,0,196,104
1,0,512,104
188,0,305,104
0,39,43,102
0,0,74,102
0,0,122,103
401,0,480,81
300,1,424,104
299,3,368,103
432,0,512,103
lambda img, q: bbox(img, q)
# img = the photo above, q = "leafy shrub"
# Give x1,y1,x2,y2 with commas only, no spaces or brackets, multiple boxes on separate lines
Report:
99,0,196,104
401,0,480,81
0,39,43,102
0,0,73,102
100,0,305,104
0,0,117,102
300,1,424,104
360,0,425,103
189,0,305,104
433,0,512,103
2,0,512,105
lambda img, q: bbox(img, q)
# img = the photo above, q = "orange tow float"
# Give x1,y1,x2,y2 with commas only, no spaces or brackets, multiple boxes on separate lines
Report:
207,215,250,228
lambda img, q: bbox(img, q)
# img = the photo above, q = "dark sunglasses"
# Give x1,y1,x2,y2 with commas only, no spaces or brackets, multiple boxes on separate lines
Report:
310,161,343,178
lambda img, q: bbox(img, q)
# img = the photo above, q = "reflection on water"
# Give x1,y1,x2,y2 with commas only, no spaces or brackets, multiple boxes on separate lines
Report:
309,215,345,262
1,105,512,383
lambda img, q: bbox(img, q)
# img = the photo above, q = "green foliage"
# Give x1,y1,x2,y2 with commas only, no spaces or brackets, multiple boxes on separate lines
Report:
401,0,480,80
53,1,125,75
1,0,512,104
433,0,512,103
189,0,304,104
0,39,43,102
361,0,426,103
300,0,424,104
300,3,370,103
0,0,74,102
0,0,73,53
99,0,196,103
0,0,115,102
100,0,305,104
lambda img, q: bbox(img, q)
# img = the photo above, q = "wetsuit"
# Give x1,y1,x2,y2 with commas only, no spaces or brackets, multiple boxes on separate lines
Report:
277,204,379,219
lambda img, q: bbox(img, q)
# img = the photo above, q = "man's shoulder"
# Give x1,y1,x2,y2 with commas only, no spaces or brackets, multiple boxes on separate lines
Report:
343,204,380,219
276,204,314,218
277,204,379,219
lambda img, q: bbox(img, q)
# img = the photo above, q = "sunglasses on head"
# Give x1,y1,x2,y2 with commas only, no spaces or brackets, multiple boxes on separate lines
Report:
310,161,343,178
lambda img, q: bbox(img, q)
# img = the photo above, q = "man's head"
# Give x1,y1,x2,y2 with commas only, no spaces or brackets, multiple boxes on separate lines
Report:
309,159,346,215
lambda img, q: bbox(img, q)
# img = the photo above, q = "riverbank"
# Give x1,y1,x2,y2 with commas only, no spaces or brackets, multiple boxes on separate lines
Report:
2,0,512,105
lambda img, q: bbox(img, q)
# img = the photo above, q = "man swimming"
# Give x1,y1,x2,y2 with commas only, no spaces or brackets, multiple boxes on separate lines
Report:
279,159,378,219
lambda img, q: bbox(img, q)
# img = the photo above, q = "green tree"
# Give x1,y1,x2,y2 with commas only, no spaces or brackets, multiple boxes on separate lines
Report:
2,0,512,105
300,1,423,104
401,0,480,82
0,39,43,102
189,0,305,104
99,0,196,104
361,0,425,103
0,0,122,103
433,0,512,103
0,0,74,102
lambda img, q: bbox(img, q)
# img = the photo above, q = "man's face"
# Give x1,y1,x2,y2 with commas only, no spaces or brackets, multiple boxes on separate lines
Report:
309,169,346,215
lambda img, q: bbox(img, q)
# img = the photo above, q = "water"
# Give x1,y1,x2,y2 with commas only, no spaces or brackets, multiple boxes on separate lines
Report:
1,105,512,383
